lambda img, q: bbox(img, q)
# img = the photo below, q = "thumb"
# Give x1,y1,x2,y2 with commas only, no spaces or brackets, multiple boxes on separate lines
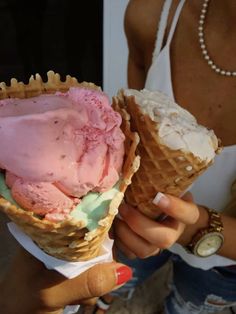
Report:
52,262,132,306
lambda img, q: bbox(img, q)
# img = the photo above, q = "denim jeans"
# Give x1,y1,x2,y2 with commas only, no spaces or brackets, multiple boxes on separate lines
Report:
112,249,172,299
165,255,236,314
113,248,236,313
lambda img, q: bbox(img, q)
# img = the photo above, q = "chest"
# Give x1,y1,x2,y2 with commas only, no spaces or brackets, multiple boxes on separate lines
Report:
144,12,236,146
172,44,236,145
172,22,236,146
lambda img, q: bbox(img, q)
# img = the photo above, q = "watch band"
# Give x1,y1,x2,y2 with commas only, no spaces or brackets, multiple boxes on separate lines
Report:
206,208,224,232
186,207,224,255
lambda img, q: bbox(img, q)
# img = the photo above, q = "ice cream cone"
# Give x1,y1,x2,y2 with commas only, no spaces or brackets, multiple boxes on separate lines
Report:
114,90,221,219
0,71,140,261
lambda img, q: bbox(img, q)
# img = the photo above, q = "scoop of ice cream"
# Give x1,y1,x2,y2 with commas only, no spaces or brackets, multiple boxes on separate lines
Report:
0,87,125,219
11,180,74,215
5,170,74,221
0,171,120,228
124,89,218,162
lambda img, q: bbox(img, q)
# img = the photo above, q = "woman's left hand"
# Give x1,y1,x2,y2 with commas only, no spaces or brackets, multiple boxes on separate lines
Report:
0,247,133,314
114,192,200,259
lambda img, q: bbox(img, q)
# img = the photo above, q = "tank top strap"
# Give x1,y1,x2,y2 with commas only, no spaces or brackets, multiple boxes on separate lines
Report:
152,0,173,60
166,0,186,45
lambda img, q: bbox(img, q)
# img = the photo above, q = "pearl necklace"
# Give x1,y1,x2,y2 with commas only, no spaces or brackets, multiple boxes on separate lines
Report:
199,0,236,76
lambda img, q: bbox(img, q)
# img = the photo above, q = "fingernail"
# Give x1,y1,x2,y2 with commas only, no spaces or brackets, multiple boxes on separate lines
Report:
116,266,133,285
152,192,170,208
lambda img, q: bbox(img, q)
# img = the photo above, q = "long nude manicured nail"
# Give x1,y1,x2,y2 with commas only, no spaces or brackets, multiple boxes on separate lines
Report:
152,192,170,208
116,266,133,285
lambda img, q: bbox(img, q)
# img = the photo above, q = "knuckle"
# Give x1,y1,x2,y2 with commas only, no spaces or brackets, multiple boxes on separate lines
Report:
148,234,161,245
151,248,162,256
113,219,122,234
136,251,149,259
115,239,136,259
86,265,108,297
114,220,124,234
121,208,141,229
114,221,128,240
37,289,54,308
135,246,153,259
191,207,200,224
160,234,176,249
124,214,139,229
119,245,137,259
124,250,137,259
166,203,178,217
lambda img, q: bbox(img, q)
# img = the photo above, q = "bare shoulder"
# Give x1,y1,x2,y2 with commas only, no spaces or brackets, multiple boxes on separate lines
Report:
124,0,164,47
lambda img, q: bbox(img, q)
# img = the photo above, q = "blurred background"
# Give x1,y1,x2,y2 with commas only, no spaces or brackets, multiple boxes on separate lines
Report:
0,2,171,313
0,0,128,98
0,0,103,84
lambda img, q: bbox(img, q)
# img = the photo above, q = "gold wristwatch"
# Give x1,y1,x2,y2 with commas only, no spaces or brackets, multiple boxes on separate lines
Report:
186,208,224,257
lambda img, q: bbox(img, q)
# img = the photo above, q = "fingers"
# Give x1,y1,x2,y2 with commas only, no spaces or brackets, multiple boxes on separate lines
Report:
114,218,161,258
114,237,137,259
42,262,132,308
118,203,165,244
115,235,161,259
3,250,132,313
181,191,194,202
117,205,185,248
152,192,199,224
114,194,199,259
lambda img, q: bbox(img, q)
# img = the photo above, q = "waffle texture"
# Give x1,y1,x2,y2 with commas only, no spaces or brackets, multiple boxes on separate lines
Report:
114,90,221,219
0,71,140,261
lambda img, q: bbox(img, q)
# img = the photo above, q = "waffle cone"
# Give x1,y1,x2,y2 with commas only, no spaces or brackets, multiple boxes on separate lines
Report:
114,90,221,219
0,71,140,261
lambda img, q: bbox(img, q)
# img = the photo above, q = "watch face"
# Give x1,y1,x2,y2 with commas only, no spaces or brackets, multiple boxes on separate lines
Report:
195,232,224,257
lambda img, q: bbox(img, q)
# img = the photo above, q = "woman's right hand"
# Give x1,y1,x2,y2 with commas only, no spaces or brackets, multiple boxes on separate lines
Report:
0,247,132,314
114,192,200,259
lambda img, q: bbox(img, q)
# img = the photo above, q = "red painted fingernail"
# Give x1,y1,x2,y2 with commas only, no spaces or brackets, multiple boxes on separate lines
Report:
116,266,133,285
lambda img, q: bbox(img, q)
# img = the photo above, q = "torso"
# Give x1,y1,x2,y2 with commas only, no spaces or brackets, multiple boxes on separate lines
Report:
125,0,236,269
125,0,236,146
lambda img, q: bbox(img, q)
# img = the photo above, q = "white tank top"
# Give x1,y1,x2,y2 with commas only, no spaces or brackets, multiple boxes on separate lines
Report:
145,0,236,269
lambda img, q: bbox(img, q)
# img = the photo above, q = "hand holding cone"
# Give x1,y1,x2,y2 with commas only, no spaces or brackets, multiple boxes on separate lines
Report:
114,89,221,219
0,71,140,261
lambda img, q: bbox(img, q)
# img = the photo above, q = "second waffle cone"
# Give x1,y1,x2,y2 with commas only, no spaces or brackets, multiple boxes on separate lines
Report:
115,90,220,219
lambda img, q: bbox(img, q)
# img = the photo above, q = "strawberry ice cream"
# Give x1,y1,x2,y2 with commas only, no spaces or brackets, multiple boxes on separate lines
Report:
0,87,125,221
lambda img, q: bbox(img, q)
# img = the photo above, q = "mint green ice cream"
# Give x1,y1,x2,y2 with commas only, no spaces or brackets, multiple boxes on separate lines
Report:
0,172,119,231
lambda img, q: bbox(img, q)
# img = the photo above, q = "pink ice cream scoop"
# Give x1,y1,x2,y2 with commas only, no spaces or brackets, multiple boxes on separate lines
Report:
0,87,125,220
